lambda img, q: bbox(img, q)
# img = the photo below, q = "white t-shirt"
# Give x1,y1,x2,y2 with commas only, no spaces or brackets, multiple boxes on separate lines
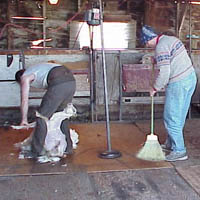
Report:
23,63,60,88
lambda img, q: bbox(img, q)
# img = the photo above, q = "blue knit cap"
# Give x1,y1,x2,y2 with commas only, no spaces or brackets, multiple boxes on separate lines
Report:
140,25,158,45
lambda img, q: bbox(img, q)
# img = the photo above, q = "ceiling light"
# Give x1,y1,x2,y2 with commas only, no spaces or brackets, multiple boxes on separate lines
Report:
48,0,59,5
191,1,200,4
31,38,52,46
11,16,44,20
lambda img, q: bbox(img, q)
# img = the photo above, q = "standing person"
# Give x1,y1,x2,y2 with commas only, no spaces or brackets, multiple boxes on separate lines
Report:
140,25,197,162
15,62,76,158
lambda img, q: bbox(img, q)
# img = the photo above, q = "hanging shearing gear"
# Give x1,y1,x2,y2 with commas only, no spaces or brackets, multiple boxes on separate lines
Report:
84,2,100,26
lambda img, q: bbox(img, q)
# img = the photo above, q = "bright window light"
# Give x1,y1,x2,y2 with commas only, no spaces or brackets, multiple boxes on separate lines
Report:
79,22,129,49
48,0,59,5
191,1,200,4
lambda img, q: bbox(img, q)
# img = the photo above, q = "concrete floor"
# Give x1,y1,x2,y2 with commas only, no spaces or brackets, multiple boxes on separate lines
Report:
0,119,200,200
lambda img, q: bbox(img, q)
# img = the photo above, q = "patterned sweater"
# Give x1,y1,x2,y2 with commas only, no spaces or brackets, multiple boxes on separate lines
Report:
154,35,195,90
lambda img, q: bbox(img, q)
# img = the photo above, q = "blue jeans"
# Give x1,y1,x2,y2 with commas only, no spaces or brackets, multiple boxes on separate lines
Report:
164,71,197,153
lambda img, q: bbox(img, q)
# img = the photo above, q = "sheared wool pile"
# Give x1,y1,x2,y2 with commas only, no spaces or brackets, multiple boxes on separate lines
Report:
14,103,79,163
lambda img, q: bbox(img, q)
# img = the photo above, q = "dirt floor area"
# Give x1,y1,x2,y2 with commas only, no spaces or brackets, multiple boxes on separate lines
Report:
0,119,200,200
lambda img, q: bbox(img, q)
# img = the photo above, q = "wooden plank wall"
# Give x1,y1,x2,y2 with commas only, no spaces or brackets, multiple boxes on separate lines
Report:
1,0,78,49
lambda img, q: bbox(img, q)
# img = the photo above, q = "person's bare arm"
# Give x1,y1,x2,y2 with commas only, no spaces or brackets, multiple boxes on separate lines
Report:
20,74,35,126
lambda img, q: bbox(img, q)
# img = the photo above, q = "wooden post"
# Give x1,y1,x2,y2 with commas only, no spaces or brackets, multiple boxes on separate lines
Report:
7,0,14,49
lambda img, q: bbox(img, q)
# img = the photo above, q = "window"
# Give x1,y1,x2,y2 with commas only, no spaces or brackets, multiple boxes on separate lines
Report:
78,22,130,49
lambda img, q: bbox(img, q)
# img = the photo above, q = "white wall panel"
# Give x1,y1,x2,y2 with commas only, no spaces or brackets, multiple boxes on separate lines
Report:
0,82,20,107
0,54,22,80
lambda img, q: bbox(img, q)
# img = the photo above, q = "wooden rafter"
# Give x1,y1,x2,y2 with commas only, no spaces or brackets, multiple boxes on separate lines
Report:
176,2,188,38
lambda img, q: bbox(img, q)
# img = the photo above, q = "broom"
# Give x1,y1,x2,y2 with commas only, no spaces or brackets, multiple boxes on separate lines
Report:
136,64,165,161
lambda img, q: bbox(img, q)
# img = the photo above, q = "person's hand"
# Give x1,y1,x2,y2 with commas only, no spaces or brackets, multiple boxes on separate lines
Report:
12,121,36,130
151,56,156,65
20,119,28,125
19,120,29,128
150,87,157,96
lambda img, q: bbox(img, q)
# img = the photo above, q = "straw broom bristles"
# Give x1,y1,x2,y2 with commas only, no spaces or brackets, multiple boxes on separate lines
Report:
136,134,165,161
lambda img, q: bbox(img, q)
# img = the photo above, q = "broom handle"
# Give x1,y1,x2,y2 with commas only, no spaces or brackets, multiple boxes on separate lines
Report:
151,95,154,135
151,61,155,135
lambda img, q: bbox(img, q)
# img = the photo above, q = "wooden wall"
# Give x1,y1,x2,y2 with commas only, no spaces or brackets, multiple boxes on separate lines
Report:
144,0,200,49
1,1,200,49
0,0,139,49
0,0,200,121
144,0,176,34
0,0,77,49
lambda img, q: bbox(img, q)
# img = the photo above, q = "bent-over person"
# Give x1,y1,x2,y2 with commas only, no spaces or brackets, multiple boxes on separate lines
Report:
15,62,76,158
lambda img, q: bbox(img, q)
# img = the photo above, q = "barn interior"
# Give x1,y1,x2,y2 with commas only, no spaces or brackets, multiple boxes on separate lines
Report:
0,0,200,199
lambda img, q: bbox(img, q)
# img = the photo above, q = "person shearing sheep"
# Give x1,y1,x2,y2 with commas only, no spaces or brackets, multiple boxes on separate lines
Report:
15,62,76,159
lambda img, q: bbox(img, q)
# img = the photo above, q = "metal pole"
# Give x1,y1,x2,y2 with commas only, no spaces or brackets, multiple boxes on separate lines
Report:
118,51,123,121
98,0,121,159
94,50,98,121
89,25,95,122
189,1,192,57
188,1,192,119
43,0,47,48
